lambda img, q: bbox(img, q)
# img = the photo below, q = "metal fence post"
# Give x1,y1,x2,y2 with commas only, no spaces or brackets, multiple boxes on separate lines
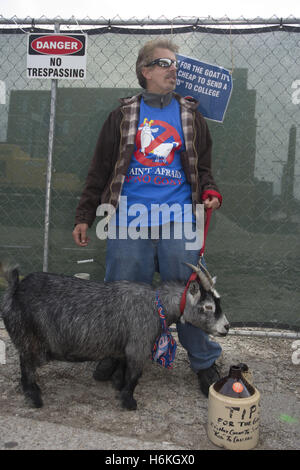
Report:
42,22,60,272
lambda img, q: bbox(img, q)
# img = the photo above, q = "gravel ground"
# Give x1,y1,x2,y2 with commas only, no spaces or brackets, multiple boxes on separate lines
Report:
0,321,299,451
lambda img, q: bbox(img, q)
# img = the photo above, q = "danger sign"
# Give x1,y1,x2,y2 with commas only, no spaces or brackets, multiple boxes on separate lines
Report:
27,33,87,80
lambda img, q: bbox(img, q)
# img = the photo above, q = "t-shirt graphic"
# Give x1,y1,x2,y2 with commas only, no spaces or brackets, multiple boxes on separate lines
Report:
135,118,181,166
117,98,194,227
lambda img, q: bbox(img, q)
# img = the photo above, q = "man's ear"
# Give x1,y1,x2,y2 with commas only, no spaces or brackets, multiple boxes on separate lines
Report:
141,66,151,82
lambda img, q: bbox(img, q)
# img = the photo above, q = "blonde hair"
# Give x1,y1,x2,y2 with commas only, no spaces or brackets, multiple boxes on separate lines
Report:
136,38,179,89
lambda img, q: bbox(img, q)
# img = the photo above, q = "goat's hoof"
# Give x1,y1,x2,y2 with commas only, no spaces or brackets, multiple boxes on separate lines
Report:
121,396,137,411
25,392,43,408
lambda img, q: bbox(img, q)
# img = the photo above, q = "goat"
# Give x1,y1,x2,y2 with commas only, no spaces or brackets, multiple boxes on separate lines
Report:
0,262,229,410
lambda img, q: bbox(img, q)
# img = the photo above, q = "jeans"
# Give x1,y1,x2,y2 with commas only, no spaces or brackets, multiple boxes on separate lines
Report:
105,223,222,371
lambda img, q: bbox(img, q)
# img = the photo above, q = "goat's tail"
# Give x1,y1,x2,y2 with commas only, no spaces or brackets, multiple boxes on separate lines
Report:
0,261,20,295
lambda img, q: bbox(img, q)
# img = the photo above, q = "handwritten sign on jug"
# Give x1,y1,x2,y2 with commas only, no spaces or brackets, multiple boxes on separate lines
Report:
208,401,260,449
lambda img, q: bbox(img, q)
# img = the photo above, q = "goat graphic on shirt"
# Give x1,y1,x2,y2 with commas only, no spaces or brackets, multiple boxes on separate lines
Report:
135,118,182,167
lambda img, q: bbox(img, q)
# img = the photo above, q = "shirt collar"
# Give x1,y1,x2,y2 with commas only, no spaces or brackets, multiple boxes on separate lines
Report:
142,91,173,108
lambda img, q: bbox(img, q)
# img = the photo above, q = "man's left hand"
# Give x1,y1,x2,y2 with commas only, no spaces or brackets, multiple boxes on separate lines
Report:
203,196,220,211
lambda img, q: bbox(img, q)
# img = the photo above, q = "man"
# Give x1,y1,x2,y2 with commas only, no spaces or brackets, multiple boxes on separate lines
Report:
73,39,222,396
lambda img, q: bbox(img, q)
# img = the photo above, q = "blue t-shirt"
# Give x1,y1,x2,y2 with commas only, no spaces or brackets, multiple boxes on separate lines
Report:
116,97,194,226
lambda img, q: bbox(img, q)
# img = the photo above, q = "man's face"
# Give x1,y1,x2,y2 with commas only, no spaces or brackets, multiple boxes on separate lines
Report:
142,47,177,95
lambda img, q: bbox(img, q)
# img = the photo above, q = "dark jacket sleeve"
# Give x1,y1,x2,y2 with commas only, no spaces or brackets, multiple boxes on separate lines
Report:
74,109,121,227
195,110,221,196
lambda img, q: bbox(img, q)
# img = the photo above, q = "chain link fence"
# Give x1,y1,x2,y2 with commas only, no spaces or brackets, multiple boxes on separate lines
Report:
0,17,299,335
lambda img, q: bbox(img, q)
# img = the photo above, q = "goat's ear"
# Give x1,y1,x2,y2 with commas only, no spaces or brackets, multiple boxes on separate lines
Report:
187,281,201,305
189,281,200,295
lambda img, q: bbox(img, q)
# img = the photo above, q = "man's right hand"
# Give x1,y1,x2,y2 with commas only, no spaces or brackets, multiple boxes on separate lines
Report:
72,223,90,247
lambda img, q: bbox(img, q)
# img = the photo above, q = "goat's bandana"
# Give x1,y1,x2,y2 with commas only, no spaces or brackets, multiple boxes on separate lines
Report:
151,293,177,369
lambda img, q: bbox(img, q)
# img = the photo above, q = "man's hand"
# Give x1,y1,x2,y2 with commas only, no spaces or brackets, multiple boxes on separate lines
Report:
72,223,90,247
203,196,220,211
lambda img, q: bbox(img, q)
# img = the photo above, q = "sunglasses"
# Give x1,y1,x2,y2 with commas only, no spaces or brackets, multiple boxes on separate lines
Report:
145,58,179,69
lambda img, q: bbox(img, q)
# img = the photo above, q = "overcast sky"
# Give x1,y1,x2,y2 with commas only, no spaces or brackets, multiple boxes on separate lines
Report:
1,0,300,20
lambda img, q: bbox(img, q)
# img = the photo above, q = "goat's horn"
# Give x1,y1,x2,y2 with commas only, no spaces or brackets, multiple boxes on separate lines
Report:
198,259,215,286
185,263,212,291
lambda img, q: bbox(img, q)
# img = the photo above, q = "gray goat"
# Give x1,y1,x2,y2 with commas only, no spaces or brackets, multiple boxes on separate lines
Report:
0,262,229,410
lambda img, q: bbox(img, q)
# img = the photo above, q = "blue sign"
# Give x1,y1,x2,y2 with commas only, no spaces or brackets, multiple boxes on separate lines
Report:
176,54,233,123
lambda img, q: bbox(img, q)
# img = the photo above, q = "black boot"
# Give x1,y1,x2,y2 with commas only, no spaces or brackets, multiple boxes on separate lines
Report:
197,363,220,397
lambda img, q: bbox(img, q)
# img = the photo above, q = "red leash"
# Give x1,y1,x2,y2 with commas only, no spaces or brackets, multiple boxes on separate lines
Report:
199,206,212,258
179,208,212,314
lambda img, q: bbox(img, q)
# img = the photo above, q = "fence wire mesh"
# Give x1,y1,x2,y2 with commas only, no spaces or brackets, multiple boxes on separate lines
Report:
0,17,299,333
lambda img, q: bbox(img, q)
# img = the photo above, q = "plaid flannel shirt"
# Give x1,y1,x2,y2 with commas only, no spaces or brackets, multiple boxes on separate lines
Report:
75,92,220,227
